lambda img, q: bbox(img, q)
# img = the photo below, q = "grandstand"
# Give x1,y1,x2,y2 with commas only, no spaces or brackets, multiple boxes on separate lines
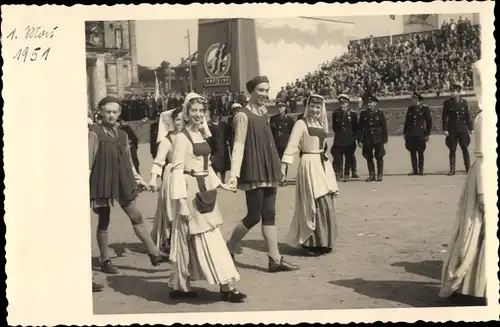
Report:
277,18,480,102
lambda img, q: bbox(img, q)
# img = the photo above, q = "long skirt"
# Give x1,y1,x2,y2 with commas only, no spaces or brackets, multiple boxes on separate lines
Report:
151,164,174,251
440,161,486,298
169,218,240,291
302,194,338,249
286,153,339,249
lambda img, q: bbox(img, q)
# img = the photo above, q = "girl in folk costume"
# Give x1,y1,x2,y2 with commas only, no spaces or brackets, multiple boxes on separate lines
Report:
148,107,184,253
168,92,247,303
439,59,487,305
89,97,169,275
281,94,339,256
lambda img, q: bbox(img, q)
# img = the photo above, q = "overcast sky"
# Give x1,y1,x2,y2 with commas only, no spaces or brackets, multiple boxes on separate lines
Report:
135,15,406,68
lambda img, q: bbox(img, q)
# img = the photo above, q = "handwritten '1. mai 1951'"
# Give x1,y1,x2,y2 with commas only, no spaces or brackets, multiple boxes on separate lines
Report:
5,25,58,41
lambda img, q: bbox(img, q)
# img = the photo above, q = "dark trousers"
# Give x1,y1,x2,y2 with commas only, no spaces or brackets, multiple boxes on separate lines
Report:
331,144,356,176
241,187,278,229
362,143,385,176
130,145,140,174
405,136,427,172
445,132,471,170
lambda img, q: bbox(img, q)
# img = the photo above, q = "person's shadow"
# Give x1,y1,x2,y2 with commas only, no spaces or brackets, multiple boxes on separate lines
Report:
391,260,442,280
106,274,223,306
109,242,147,257
239,239,307,258
91,256,166,274
328,278,453,308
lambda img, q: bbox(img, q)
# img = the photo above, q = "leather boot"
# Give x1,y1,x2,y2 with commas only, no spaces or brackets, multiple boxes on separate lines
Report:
448,153,456,176
418,152,425,175
351,156,359,178
365,160,376,182
464,151,471,174
376,159,384,182
408,152,418,175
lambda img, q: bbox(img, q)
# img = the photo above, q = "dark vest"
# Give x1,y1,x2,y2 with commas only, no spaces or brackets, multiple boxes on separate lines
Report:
239,108,282,184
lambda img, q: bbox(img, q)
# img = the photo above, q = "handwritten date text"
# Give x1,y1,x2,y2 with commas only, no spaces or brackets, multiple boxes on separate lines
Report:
12,47,51,62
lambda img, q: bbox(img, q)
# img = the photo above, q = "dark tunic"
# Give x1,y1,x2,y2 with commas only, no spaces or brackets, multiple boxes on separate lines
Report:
269,113,295,154
357,109,388,145
208,121,231,173
332,109,358,147
442,97,474,134
238,107,282,184
404,104,432,137
89,124,137,205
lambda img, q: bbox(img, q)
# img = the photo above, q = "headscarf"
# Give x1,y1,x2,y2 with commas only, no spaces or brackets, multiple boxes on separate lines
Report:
157,108,182,143
304,94,329,133
472,59,484,109
183,92,212,138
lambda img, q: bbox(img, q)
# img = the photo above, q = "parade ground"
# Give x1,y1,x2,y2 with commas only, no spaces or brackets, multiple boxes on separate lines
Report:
92,135,472,314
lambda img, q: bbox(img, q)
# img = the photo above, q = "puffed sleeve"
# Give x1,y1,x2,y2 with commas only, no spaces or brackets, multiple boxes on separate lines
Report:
474,114,483,194
229,112,248,178
170,133,189,200
88,131,99,172
281,119,306,165
151,138,172,177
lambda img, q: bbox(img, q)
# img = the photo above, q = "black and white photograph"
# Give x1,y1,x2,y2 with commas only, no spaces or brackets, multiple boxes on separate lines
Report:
4,2,498,325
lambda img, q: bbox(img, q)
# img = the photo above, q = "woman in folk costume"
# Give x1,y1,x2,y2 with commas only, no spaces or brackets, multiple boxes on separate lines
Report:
439,59,487,305
281,94,339,256
148,107,184,253
89,97,169,275
168,92,247,303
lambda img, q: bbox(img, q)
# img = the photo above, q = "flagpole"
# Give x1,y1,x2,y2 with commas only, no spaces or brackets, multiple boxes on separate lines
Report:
187,29,193,92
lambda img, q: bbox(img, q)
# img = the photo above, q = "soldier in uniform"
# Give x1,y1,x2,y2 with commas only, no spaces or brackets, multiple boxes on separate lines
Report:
149,111,161,159
270,101,295,159
442,82,474,175
330,94,358,182
403,91,433,175
357,93,388,182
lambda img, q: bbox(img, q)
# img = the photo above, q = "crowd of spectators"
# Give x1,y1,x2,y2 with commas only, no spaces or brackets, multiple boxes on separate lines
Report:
278,16,481,102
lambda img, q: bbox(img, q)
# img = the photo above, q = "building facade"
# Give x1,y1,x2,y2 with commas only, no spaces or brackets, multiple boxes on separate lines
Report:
85,20,140,111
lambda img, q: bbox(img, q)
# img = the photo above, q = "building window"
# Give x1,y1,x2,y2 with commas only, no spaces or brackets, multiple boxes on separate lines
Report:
115,28,123,49
105,63,110,81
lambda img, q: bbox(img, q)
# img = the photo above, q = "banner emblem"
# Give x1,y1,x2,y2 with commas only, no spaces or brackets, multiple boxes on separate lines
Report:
204,43,231,86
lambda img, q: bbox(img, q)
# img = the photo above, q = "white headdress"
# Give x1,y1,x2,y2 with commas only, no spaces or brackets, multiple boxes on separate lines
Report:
157,109,182,143
183,92,212,137
304,94,329,134
472,59,484,109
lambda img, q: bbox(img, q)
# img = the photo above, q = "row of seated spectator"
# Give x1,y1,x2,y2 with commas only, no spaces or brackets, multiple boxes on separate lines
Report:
278,16,480,103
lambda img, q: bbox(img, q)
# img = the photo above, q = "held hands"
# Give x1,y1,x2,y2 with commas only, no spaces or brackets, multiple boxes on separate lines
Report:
148,180,159,192
280,164,287,186
228,176,238,189
220,183,237,193
136,179,149,192
443,131,449,136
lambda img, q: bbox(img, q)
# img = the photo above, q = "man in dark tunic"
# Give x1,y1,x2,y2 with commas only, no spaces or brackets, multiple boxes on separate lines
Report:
357,93,388,182
118,119,140,174
149,111,160,159
404,91,433,175
441,82,474,175
270,101,295,159
226,76,299,273
331,94,358,182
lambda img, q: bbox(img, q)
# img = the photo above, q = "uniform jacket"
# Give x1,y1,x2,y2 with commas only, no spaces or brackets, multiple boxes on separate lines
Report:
442,97,474,134
357,108,388,145
403,103,432,137
270,113,295,150
332,108,358,146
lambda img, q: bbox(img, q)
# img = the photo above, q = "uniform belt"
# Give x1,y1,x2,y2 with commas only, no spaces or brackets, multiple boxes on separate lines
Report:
184,170,209,177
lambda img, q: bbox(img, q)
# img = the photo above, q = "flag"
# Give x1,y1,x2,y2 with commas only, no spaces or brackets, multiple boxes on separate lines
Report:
154,71,160,102
389,15,395,20
185,29,189,40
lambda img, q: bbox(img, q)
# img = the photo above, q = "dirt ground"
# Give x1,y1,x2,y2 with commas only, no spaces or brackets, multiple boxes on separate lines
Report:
92,135,473,314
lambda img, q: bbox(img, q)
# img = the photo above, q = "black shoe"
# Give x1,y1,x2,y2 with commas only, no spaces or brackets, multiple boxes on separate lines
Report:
169,290,198,299
300,245,322,257
376,174,383,182
418,170,425,176
149,252,169,267
101,259,119,274
448,169,456,176
365,175,376,182
220,289,247,303
92,282,104,292
351,170,359,178
268,256,300,273
408,171,418,176
343,174,350,182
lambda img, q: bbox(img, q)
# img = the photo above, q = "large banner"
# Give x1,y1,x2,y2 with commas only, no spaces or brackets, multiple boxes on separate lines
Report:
254,17,355,97
197,19,235,93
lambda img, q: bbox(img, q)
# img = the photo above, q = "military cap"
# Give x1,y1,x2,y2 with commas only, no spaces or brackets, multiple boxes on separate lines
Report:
362,92,378,103
246,76,270,93
275,101,286,107
450,82,463,90
337,94,350,103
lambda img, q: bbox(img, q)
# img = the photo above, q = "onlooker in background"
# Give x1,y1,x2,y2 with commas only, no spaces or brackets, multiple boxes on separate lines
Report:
118,119,141,174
